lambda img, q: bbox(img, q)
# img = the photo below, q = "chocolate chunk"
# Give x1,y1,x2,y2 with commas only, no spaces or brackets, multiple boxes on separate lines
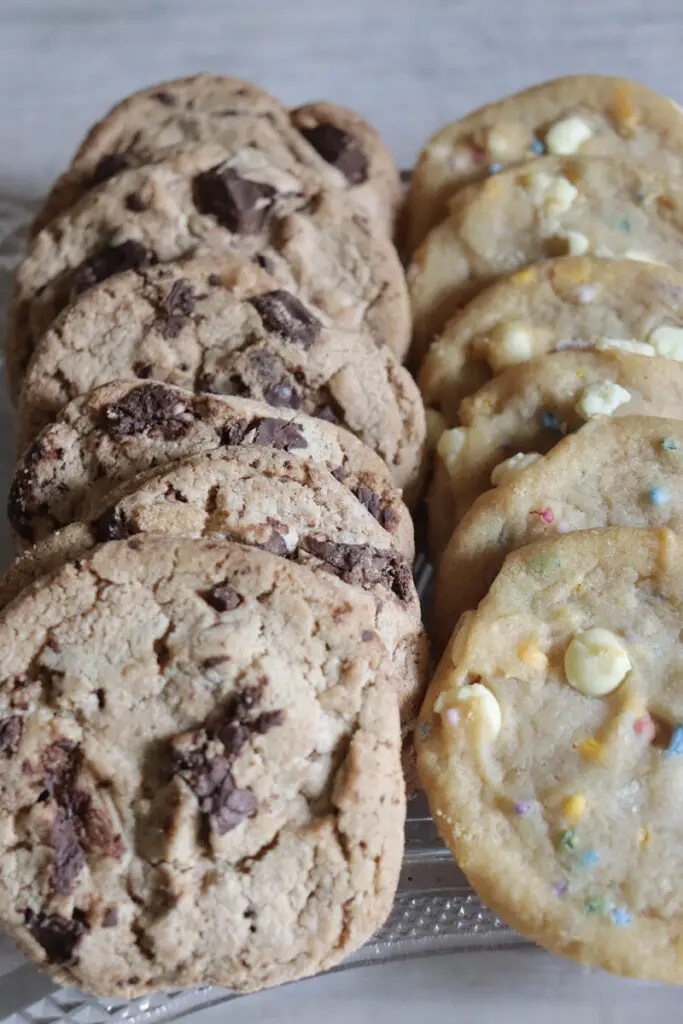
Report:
125,192,147,212
249,291,321,348
154,90,178,106
253,710,285,734
0,716,22,755
70,240,157,297
258,529,288,556
51,813,85,895
201,584,242,612
362,630,376,641
92,506,134,542
24,908,87,964
42,740,79,800
170,732,257,835
103,384,194,440
102,907,119,928
302,538,413,601
84,804,124,859
156,278,196,339
133,361,153,379
91,153,134,186
251,417,307,451
315,404,341,424
218,721,250,758
220,419,249,446
210,780,258,835
243,350,301,410
299,123,369,185
353,485,397,531
9,437,65,542
331,466,347,482
192,164,277,234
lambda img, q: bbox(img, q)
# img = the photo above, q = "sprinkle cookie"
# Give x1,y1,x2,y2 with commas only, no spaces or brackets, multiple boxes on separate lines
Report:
418,527,683,983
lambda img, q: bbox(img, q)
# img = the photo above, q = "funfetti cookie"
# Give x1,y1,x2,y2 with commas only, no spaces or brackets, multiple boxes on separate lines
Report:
7,145,410,398
1,446,427,727
432,416,683,653
418,526,683,984
429,349,683,559
15,256,424,496
0,536,405,996
420,257,683,416
408,156,683,365
9,381,415,556
33,74,400,234
406,74,683,252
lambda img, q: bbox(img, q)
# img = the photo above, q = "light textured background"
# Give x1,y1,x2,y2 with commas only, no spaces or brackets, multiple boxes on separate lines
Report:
1,0,683,1020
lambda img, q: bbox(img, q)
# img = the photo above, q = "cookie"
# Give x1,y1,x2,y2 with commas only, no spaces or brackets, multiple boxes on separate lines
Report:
15,255,423,494
0,535,405,995
406,74,683,252
418,526,683,983
9,380,415,557
7,145,410,398
34,74,400,234
432,416,683,653
2,446,427,725
429,349,683,558
420,257,683,416
408,156,683,365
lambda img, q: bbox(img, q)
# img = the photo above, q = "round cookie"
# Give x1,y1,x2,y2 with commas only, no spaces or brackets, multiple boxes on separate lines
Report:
433,416,683,653
0,535,405,996
9,380,415,557
418,526,683,983
34,74,399,234
420,257,683,416
15,255,424,495
429,349,683,558
2,446,427,725
408,156,683,364
7,144,410,398
406,74,683,252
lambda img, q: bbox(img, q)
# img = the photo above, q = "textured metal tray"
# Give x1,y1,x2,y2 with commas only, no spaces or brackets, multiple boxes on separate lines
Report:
0,200,524,1024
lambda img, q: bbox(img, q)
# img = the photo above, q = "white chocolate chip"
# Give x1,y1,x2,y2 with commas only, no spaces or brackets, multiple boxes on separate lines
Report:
563,230,590,256
564,628,631,696
595,338,655,356
425,408,448,449
486,322,535,371
486,122,529,160
490,451,542,486
648,324,683,361
575,380,631,419
545,116,594,155
543,177,578,217
454,684,502,739
437,427,468,479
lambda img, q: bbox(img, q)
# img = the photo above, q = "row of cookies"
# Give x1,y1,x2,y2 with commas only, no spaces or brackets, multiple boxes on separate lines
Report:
406,77,683,981
0,76,427,996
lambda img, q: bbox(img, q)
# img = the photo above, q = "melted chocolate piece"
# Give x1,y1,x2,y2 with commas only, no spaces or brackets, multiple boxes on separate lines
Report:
201,584,242,612
102,384,194,440
302,538,412,601
24,908,87,964
51,814,85,896
156,278,196,339
192,165,277,234
0,715,22,754
249,291,321,348
92,506,134,542
353,484,397,530
70,240,157,297
299,123,369,185
91,153,134,186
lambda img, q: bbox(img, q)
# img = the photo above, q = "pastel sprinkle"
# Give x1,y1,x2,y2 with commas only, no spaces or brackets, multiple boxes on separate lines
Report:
530,138,546,155
562,794,586,821
634,715,656,742
560,829,580,852
529,553,561,576
584,895,609,915
445,708,461,726
419,721,433,739
661,436,679,451
648,486,669,505
666,724,683,755
577,737,605,763
553,881,569,897
537,507,554,524
518,640,548,670
556,521,571,534
611,907,632,926
540,410,563,432
617,216,631,233
514,800,532,816
489,162,504,174
576,284,598,304
580,850,600,867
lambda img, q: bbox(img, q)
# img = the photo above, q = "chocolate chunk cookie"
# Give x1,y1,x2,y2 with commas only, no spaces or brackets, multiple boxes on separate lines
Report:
408,157,683,365
9,380,415,556
0,535,405,995
33,74,399,235
429,349,683,558
418,526,683,983
7,145,410,398
420,257,683,416
15,255,423,494
432,416,683,653
2,447,427,725
406,74,683,252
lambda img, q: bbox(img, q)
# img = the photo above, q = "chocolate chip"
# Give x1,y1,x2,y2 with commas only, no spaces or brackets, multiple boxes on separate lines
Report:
253,710,285,734
201,584,242,612
251,417,308,451
208,273,223,286
92,506,134,542
154,90,178,106
362,630,376,641
51,813,85,895
210,781,258,835
299,123,369,185
91,153,134,186
258,529,288,556
253,252,276,273
102,907,119,928
220,419,249,446
125,192,147,212
133,361,153,379
24,908,87,964
330,466,347,482
301,538,413,601
0,716,22,755
353,485,397,531
192,164,277,234
103,384,194,440
70,240,157,297
249,291,321,348
164,483,188,503
218,721,250,758
156,278,196,339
